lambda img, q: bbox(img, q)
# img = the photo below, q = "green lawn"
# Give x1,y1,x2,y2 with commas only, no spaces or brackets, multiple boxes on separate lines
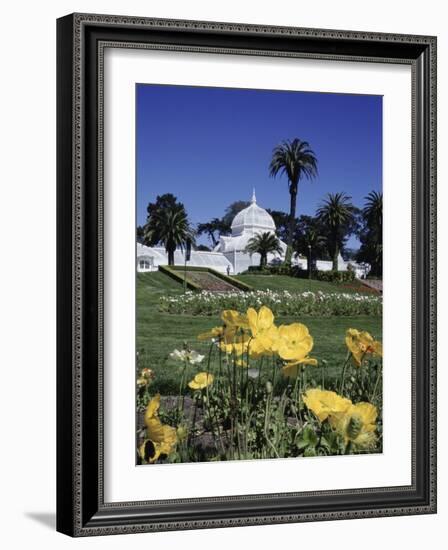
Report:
137,272,382,394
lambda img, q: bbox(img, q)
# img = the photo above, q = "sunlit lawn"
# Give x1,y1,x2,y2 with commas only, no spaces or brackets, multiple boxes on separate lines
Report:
136,272,382,395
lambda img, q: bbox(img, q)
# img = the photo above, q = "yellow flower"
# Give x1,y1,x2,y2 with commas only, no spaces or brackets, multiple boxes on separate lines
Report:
246,306,279,357
345,329,382,366
144,393,161,424
137,367,155,387
282,356,318,377
139,428,177,463
274,323,315,364
221,309,249,331
197,326,224,341
144,395,176,445
303,389,352,422
188,372,214,390
141,395,177,463
139,439,160,464
247,306,275,335
219,332,251,356
330,402,378,450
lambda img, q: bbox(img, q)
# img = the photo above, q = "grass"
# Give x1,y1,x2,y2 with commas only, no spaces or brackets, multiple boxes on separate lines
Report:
235,274,376,294
137,272,382,395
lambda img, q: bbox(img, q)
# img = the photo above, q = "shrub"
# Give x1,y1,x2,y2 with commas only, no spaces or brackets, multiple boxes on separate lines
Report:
314,270,356,283
248,265,356,283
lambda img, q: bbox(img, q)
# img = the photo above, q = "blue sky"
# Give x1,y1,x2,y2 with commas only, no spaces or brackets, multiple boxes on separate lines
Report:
136,84,382,248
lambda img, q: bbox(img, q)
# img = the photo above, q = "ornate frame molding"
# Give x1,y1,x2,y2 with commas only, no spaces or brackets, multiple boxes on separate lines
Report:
57,13,437,536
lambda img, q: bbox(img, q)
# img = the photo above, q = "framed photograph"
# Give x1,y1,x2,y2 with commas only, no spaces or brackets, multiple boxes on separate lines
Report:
57,13,437,536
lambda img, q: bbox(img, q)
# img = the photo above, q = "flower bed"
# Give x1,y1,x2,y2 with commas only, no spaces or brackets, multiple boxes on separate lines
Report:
137,305,383,464
159,289,382,317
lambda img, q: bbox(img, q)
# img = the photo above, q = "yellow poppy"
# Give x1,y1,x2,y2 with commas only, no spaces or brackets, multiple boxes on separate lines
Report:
221,309,249,331
188,372,214,390
141,395,177,463
273,323,315,364
145,393,161,424
219,332,251,356
197,326,224,341
330,402,378,450
303,389,352,422
247,306,275,335
345,328,383,366
139,438,161,464
139,426,177,463
282,356,318,377
137,367,154,387
144,395,176,444
246,306,279,357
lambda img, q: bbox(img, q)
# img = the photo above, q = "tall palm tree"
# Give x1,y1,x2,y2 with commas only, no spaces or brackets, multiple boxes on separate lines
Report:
316,192,355,271
359,191,383,276
144,205,195,265
269,138,318,263
363,191,382,241
245,232,283,269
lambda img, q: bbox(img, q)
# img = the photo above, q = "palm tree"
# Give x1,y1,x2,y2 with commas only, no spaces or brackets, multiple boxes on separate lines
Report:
269,138,318,263
316,192,355,271
363,191,382,239
245,232,283,269
144,205,195,265
294,228,327,278
358,191,383,276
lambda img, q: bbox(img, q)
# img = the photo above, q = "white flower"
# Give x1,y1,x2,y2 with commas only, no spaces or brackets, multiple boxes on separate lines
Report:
169,348,205,364
247,368,260,379
188,350,205,364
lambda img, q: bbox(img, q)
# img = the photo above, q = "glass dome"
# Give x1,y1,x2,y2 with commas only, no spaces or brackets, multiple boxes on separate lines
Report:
230,190,276,236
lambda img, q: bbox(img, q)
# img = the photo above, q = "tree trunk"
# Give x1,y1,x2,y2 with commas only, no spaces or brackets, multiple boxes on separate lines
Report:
168,248,175,266
210,232,218,248
332,243,339,271
260,253,267,269
285,185,298,264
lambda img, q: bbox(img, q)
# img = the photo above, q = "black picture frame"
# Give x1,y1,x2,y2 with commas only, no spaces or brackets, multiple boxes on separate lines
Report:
57,13,437,536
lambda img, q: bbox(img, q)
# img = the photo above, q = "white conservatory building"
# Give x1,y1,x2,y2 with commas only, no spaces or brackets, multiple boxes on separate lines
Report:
137,190,365,276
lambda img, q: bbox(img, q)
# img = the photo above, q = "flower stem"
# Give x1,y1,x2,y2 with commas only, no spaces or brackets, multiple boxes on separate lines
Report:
339,351,351,394
263,393,280,459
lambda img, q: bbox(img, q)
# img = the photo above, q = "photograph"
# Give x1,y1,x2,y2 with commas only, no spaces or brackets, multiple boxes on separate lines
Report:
135,84,384,465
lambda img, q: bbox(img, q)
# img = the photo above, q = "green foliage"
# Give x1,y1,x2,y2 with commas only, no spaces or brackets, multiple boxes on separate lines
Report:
137,320,383,462
236,273,374,294
246,265,357,283
136,272,381,395
143,194,194,265
245,232,283,268
265,209,292,242
314,270,356,283
269,138,318,262
316,192,358,270
197,218,227,247
356,191,383,278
